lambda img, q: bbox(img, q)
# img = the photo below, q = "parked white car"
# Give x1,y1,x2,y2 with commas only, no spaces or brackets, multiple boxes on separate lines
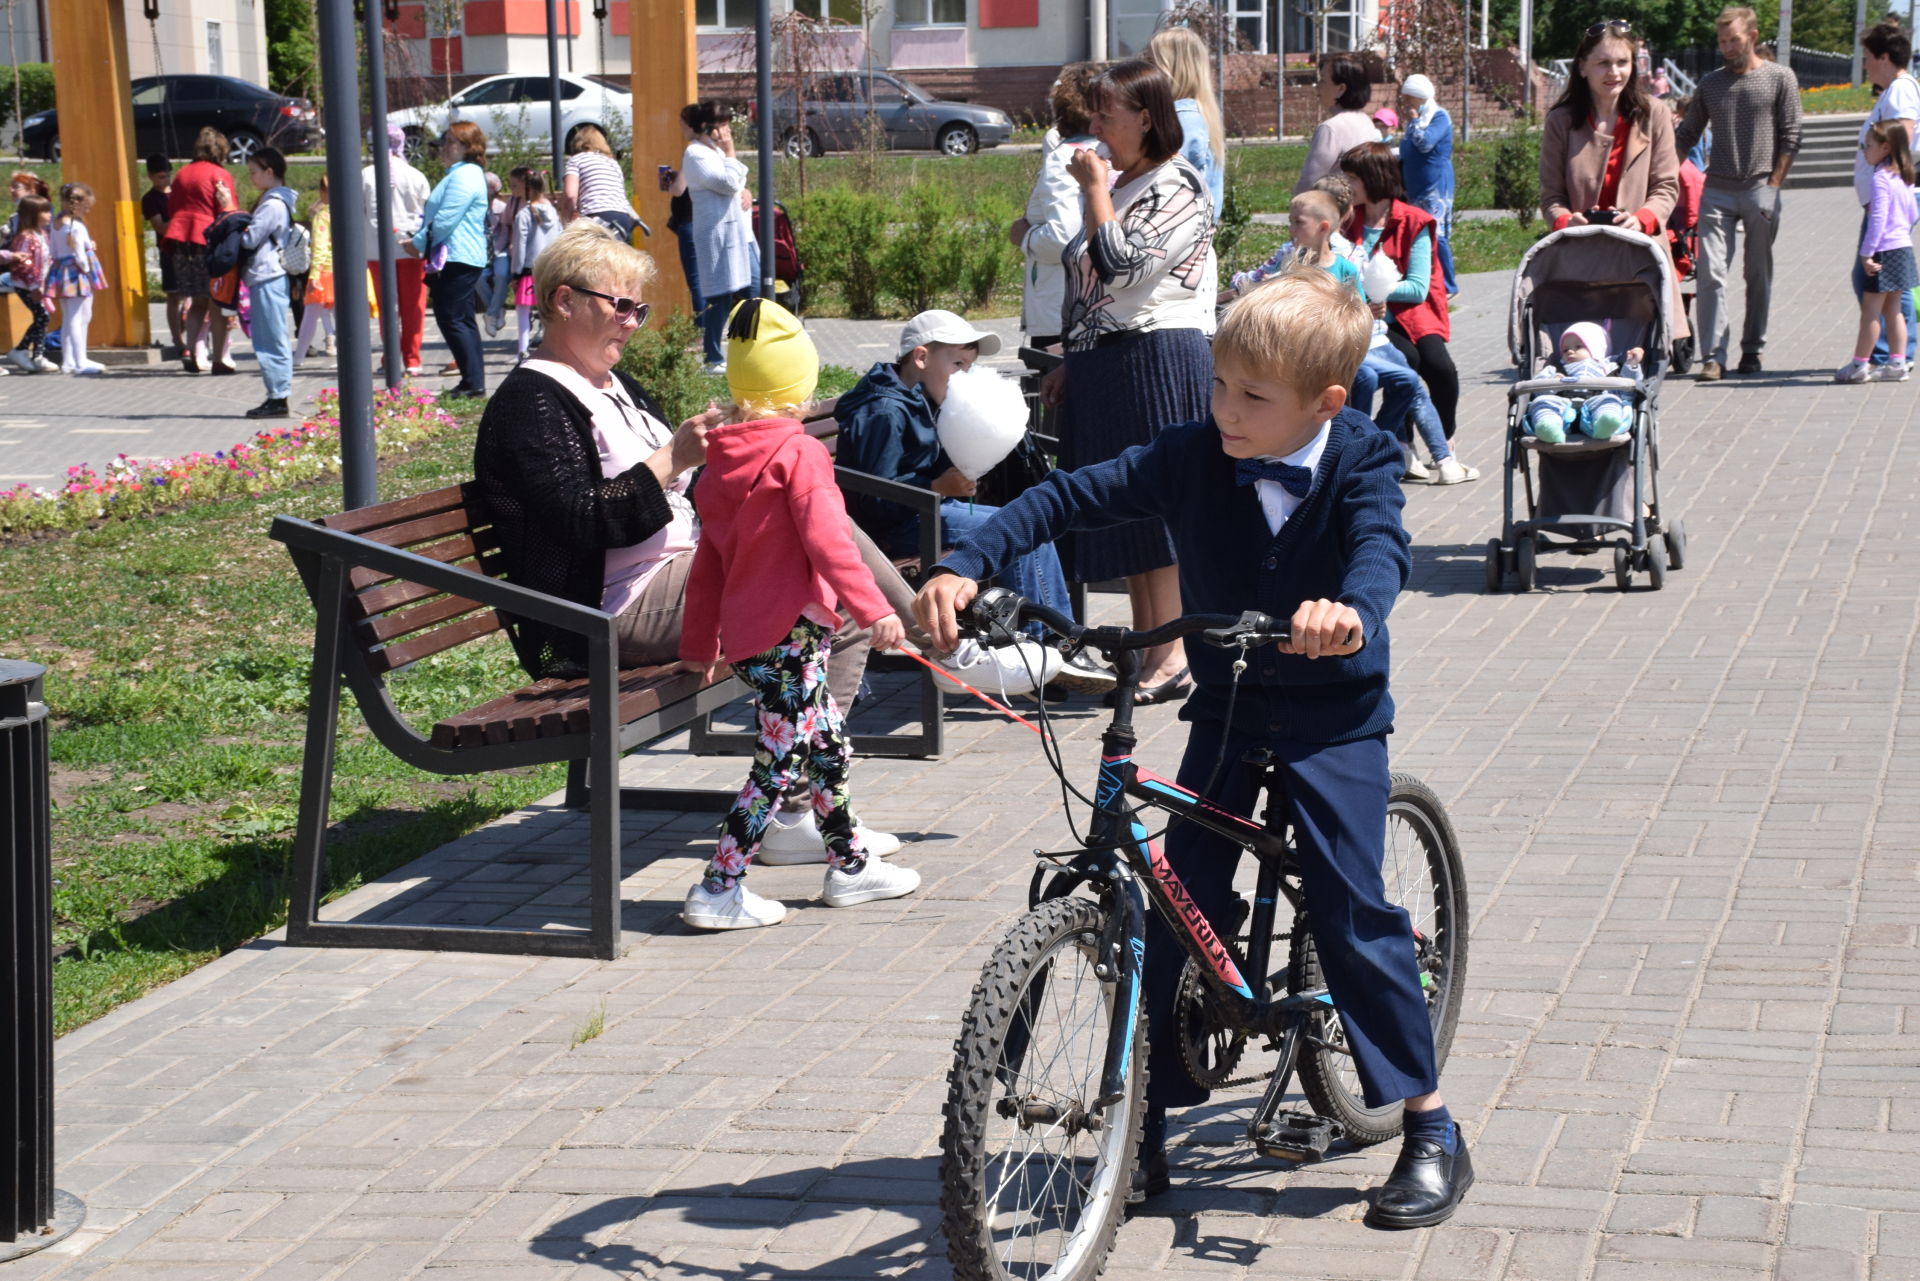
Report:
392,73,632,159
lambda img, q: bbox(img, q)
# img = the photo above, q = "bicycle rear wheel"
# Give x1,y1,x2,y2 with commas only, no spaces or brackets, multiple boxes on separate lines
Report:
941,895,1145,1281
1290,773,1469,1146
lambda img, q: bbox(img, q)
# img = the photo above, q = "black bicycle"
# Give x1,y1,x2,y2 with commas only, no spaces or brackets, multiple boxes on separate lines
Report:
936,589,1468,1281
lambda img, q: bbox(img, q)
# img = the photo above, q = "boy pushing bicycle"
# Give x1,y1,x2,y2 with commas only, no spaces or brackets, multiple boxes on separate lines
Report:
914,269,1471,1228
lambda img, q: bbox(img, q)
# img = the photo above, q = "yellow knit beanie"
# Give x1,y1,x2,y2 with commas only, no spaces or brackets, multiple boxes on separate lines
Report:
725,297,818,413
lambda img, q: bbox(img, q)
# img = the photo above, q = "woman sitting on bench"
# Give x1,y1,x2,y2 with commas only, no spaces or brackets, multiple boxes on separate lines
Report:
473,221,921,862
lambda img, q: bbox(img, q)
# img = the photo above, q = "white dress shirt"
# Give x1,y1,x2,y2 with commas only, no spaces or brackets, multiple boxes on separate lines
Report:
1251,419,1332,537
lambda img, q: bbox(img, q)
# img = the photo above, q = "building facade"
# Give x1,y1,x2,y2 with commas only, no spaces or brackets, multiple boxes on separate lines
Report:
2,0,267,84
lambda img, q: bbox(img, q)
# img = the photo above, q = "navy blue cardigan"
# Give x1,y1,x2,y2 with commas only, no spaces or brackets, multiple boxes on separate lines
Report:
937,409,1410,744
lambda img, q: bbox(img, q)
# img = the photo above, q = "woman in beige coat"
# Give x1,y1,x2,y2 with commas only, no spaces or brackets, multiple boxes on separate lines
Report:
1539,23,1689,338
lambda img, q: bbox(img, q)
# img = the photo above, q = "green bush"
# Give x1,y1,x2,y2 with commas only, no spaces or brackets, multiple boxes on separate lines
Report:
0,64,55,133
1491,129,1542,226
963,195,1021,310
616,310,726,424
794,185,889,317
879,182,970,316
1214,167,1253,266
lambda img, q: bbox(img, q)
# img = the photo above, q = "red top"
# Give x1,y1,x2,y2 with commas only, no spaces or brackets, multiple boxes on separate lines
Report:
680,417,892,665
1346,200,1450,343
1551,115,1662,236
163,160,237,247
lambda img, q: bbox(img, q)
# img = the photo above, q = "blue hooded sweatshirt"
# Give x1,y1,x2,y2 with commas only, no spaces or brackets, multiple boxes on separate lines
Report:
834,359,953,552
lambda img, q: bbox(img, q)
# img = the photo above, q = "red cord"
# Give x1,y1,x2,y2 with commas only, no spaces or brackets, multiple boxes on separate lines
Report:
892,647,1052,741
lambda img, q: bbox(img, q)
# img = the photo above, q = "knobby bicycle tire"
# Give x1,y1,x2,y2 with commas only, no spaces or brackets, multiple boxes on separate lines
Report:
940,896,1146,1281
1289,773,1470,1146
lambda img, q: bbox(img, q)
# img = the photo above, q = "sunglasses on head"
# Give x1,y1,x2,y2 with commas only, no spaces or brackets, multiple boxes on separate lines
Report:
1587,19,1635,36
571,286,649,323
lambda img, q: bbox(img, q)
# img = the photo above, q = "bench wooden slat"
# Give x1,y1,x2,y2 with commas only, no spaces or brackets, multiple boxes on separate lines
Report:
350,547,504,617
349,505,483,550
428,666,696,749
347,533,494,592
356,589,493,644
319,484,470,536
367,610,504,672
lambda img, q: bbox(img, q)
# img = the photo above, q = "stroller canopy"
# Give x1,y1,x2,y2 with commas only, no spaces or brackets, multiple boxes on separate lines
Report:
1507,224,1679,366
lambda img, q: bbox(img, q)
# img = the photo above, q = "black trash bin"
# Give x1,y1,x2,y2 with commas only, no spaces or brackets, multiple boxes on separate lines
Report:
1,660,83,1261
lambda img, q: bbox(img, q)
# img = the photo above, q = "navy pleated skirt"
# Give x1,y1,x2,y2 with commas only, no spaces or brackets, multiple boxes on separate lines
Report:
1058,326,1213,583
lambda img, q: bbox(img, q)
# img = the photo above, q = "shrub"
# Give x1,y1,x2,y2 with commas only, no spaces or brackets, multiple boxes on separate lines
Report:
1491,129,1542,226
616,309,726,424
963,195,1021,310
0,64,55,133
879,182,969,315
1214,167,1253,266
794,185,889,317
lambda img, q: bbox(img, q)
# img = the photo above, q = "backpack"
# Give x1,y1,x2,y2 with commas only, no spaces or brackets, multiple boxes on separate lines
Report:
204,212,251,311
282,220,312,276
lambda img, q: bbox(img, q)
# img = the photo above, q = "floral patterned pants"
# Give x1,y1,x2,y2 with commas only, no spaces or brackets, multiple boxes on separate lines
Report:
703,618,865,892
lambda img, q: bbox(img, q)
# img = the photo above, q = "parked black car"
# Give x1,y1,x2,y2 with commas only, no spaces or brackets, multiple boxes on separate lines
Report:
760,71,1014,157
21,74,323,164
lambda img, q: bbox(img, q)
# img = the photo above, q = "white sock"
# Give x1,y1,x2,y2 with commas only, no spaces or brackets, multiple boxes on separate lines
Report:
516,303,533,356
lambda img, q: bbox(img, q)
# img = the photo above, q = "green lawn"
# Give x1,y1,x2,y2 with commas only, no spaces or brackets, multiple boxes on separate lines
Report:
1802,83,1877,114
2,417,576,1035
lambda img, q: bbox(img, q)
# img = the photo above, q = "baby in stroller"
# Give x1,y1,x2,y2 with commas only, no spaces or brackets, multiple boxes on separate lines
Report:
1524,322,1644,445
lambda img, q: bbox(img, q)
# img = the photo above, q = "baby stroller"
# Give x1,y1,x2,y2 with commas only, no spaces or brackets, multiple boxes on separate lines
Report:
751,200,806,314
1485,224,1689,593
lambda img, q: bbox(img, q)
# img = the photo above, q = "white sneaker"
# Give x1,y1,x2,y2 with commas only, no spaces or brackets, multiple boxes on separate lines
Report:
1401,448,1432,482
1432,458,1480,485
931,638,1062,698
682,881,787,930
7,349,33,373
757,810,902,865
704,360,727,375
822,858,920,908
1873,360,1911,382
74,362,105,376
1835,360,1871,384
35,356,58,373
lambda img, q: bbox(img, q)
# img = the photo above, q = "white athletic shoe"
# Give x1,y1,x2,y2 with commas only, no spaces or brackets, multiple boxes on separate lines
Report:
1835,360,1871,384
1872,360,1911,382
758,810,901,865
682,881,787,930
1401,448,1432,482
1432,458,1480,485
930,638,1063,698
7,349,34,373
822,858,921,908
32,355,57,373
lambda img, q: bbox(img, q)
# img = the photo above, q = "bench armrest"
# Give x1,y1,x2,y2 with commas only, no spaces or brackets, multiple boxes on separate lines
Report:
269,514,615,637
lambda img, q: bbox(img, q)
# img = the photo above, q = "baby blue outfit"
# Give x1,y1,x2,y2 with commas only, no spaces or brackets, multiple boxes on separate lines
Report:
1526,354,1639,444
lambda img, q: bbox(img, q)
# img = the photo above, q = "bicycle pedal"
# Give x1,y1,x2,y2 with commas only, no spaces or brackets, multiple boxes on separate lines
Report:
1252,1111,1343,1161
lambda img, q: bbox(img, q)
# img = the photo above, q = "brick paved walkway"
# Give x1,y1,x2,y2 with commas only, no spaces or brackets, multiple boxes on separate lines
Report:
13,184,1920,1279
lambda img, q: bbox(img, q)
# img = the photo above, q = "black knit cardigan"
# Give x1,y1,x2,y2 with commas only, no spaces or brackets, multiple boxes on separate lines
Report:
472,364,677,679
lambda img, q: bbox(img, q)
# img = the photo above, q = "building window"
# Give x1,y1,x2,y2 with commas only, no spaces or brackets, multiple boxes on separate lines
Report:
895,0,965,25
206,21,223,75
795,0,867,20
697,0,749,28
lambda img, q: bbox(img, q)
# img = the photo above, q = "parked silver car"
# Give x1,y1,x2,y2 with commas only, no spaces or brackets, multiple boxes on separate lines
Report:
763,71,1013,157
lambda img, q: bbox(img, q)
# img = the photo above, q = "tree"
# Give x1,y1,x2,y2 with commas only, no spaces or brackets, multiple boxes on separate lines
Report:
264,0,318,98
1537,0,1725,58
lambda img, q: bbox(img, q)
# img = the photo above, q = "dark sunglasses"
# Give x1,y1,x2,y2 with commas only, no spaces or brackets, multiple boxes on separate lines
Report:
1586,19,1635,36
571,287,649,323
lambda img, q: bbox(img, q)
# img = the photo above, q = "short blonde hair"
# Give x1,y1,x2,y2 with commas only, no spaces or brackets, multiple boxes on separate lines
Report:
1290,189,1340,225
531,220,656,324
567,124,614,157
1717,6,1759,33
1215,269,1371,402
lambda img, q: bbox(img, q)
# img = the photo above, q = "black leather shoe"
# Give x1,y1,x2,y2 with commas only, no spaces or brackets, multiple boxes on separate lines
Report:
1737,353,1763,375
1364,1134,1473,1229
244,398,289,420
1126,1144,1169,1206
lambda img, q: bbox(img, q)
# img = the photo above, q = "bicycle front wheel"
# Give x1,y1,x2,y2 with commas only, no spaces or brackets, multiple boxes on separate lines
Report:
940,895,1145,1281
1290,772,1469,1146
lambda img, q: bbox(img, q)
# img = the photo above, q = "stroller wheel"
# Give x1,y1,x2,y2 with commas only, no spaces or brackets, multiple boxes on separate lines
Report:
1515,537,1537,593
1613,545,1632,592
1665,519,1688,571
1646,535,1669,590
1484,539,1505,592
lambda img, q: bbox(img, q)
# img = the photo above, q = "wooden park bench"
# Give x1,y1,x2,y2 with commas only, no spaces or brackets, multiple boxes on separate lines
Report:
271,485,748,961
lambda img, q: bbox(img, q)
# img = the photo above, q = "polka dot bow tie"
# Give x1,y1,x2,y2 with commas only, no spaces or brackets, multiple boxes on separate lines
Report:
1233,457,1315,499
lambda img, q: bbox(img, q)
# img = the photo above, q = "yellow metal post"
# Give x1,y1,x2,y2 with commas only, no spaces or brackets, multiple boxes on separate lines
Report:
45,0,150,349
630,0,698,324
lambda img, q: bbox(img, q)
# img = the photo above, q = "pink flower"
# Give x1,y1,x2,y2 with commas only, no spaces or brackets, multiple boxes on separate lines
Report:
712,834,749,876
756,709,797,757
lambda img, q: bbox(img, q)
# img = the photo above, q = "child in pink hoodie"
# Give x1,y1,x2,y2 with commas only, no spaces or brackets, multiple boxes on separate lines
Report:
678,298,922,931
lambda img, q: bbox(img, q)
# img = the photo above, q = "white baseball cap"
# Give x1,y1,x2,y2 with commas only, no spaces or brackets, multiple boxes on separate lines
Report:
897,310,1003,359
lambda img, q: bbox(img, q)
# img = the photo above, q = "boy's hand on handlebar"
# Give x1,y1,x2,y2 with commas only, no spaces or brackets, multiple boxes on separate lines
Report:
913,574,977,655
870,613,906,652
1283,599,1363,659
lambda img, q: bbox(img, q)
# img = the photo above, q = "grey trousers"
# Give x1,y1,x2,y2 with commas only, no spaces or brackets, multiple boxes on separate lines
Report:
1695,183,1783,366
612,522,923,714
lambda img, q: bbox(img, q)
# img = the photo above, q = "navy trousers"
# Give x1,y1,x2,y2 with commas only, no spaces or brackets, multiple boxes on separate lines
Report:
1142,723,1438,1111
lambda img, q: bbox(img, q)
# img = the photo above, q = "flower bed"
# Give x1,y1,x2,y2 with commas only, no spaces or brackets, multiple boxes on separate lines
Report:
0,386,463,536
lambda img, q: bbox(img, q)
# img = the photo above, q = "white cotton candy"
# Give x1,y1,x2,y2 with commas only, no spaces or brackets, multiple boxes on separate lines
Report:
937,364,1029,480
1363,253,1403,304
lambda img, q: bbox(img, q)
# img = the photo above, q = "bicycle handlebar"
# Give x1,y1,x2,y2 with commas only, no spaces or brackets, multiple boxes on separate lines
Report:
959,587,1292,654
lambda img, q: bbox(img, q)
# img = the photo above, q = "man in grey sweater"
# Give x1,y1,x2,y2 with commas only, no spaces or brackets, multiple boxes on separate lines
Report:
1674,6,1802,379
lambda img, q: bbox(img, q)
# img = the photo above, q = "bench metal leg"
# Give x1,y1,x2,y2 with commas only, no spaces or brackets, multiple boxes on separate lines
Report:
286,554,347,950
